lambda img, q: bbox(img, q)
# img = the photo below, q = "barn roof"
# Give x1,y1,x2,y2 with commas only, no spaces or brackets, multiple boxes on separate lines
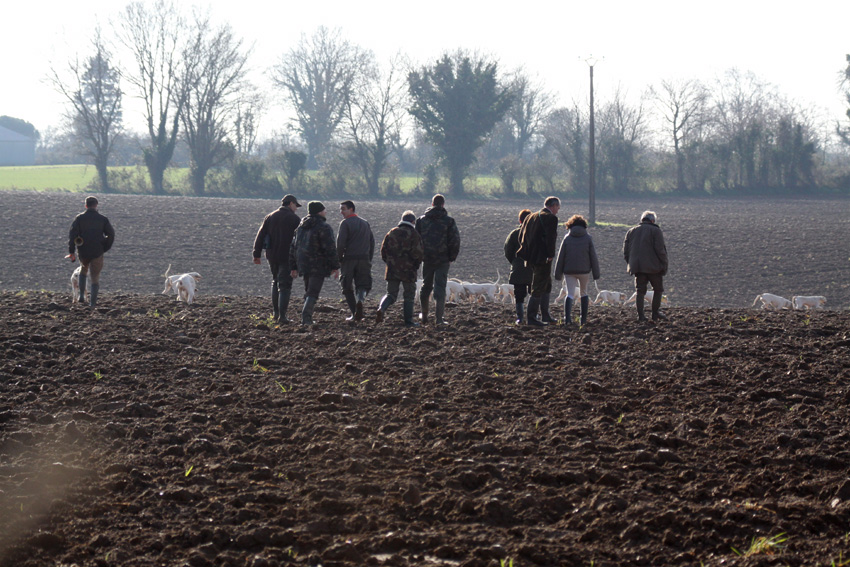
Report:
0,125,34,143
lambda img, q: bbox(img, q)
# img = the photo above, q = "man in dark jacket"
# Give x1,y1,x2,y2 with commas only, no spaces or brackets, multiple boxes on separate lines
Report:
415,194,460,325
67,196,115,307
253,194,301,322
623,210,669,322
337,200,375,322
504,208,533,325
517,196,560,326
377,210,424,327
289,201,340,325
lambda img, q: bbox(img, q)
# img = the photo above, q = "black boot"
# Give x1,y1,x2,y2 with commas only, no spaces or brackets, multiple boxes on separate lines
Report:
435,297,448,326
301,296,317,325
354,289,367,321
540,293,556,323
564,297,574,326
526,296,546,326
580,295,589,326
419,292,430,324
278,289,292,323
636,294,647,322
403,299,419,327
376,294,394,324
514,301,524,325
78,274,87,303
271,281,280,319
651,292,666,321
343,289,357,321
89,283,99,308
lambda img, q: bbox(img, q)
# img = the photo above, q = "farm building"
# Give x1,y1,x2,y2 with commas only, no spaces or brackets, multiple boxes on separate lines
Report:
0,125,36,166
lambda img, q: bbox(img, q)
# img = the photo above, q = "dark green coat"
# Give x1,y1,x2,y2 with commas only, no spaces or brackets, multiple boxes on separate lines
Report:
289,215,340,277
381,223,424,282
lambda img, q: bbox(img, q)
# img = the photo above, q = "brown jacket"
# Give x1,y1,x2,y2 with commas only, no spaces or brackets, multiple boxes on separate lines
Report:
517,207,559,265
623,220,668,276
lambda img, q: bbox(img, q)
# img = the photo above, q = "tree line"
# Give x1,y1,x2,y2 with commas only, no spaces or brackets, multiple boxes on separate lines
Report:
20,0,850,197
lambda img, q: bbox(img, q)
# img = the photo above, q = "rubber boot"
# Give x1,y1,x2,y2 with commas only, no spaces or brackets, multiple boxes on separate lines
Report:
278,289,292,323
78,274,87,303
514,300,524,325
271,282,280,320
354,289,367,321
526,296,546,326
419,293,430,324
403,300,419,327
564,297,574,327
343,289,357,321
89,283,99,308
540,293,556,323
435,297,448,326
636,294,647,322
376,294,394,324
580,295,589,326
651,292,667,321
301,296,317,325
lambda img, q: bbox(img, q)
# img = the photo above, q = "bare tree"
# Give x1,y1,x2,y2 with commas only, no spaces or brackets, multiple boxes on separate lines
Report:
116,0,201,194
271,27,371,169
596,86,649,193
504,68,554,158
541,103,588,192
181,14,251,195
651,78,709,191
838,54,850,147
49,27,123,192
343,54,409,196
234,92,265,157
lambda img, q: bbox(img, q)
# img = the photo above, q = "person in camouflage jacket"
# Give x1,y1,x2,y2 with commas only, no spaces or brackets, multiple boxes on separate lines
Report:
289,201,340,324
376,211,424,326
415,194,460,325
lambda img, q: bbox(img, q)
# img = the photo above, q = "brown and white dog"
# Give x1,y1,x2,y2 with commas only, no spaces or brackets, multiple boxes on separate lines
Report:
70,266,89,303
791,295,826,310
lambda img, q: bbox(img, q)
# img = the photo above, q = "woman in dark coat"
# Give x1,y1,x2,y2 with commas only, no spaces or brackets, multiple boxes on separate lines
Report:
504,209,533,325
554,214,600,326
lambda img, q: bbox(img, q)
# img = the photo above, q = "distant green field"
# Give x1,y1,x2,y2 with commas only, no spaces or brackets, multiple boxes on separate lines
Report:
0,165,97,191
0,164,507,196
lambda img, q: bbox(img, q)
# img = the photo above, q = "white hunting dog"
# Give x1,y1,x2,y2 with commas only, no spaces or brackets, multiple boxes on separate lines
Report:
791,295,826,310
162,265,202,304
70,266,90,303
752,293,792,310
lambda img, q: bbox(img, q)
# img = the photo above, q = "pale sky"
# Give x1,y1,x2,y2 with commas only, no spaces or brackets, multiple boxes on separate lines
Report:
3,0,849,140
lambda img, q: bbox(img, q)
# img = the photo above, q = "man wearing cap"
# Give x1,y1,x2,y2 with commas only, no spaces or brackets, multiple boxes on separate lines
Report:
376,210,424,327
415,194,460,325
253,194,301,322
289,201,340,325
337,200,375,322
67,196,115,308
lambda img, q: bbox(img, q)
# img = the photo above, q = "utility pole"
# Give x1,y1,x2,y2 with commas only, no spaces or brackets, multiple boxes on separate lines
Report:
585,56,599,226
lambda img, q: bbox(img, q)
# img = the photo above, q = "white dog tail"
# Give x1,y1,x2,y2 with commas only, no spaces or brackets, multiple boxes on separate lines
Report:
752,294,762,307
163,264,172,278
495,268,501,285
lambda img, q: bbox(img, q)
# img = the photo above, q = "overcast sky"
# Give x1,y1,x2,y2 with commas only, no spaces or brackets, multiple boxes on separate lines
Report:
3,0,849,140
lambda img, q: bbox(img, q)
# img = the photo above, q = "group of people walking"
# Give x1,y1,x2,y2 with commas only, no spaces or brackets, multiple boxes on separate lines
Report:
252,193,460,327
250,193,667,327
62,193,667,326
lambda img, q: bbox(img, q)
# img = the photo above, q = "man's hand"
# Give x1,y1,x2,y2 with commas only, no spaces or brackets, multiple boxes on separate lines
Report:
253,257,261,265
66,253,76,262
332,269,340,280
290,270,298,279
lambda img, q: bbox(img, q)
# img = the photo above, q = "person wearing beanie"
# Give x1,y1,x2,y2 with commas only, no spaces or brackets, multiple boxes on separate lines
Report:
289,201,340,325
623,210,668,322
66,196,115,308
415,194,460,326
504,208,534,325
337,200,375,322
252,194,302,322
376,210,424,327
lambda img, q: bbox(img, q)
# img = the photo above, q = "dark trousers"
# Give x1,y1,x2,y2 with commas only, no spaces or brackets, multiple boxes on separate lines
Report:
530,261,552,297
303,274,325,298
513,282,530,304
420,262,450,301
269,262,294,294
340,258,372,294
634,273,664,295
386,279,416,303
